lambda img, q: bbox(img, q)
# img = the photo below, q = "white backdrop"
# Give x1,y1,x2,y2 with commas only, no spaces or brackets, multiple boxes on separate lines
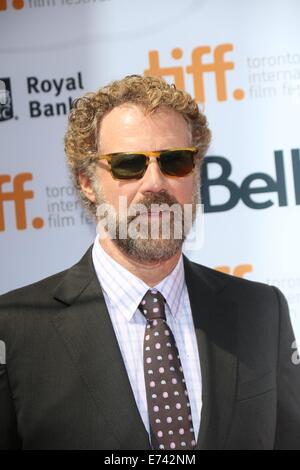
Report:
1,0,300,343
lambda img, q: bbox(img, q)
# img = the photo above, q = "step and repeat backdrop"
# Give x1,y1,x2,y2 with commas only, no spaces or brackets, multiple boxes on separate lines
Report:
1,0,300,342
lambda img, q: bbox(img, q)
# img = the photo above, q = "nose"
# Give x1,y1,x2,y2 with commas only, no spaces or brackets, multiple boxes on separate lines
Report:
139,157,168,193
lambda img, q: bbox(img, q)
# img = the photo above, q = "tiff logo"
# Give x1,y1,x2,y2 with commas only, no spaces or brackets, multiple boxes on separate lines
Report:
0,0,57,10
0,173,44,231
144,44,245,103
216,264,253,278
0,0,24,10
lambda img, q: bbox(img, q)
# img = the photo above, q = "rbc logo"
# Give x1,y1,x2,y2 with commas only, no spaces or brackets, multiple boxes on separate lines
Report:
0,79,14,121
144,44,245,103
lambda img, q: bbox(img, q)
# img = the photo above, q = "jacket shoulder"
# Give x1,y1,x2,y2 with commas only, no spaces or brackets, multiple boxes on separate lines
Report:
0,246,94,311
0,268,68,310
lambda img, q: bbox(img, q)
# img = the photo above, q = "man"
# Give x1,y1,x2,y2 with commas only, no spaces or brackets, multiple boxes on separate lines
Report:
0,75,300,450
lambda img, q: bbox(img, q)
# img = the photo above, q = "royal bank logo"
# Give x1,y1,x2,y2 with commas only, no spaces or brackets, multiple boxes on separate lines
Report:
0,79,14,121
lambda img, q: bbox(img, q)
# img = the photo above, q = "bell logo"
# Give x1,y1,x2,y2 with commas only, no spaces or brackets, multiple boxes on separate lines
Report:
0,173,44,231
0,0,24,10
144,44,245,103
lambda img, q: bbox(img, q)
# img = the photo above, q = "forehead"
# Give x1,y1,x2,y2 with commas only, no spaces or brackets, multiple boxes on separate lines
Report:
98,104,191,153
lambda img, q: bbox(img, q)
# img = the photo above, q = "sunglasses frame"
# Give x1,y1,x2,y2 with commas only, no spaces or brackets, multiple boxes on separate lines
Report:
94,147,200,180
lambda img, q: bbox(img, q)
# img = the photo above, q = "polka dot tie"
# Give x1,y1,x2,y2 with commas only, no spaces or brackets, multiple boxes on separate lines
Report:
138,289,196,451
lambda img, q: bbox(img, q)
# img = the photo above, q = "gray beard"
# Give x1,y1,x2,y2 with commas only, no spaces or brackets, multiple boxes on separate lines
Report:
93,174,200,263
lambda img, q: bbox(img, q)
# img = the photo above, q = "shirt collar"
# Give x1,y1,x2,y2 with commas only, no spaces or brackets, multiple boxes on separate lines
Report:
92,236,185,322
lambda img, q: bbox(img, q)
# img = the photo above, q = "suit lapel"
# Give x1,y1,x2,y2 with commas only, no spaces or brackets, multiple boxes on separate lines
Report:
50,247,238,450
51,248,150,450
183,256,238,450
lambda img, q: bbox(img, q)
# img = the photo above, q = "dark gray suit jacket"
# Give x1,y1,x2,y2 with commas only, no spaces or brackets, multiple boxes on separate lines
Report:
0,247,300,450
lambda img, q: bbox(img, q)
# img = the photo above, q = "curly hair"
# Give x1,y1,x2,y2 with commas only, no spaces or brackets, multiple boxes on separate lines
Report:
64,75,211,216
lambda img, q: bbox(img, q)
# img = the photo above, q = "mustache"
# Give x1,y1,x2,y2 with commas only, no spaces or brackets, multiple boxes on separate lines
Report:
127,192,180,222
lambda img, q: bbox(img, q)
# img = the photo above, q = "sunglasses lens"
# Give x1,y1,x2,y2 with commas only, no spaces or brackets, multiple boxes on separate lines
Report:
160,150,195,176
111,154,147,179
108,149,196,179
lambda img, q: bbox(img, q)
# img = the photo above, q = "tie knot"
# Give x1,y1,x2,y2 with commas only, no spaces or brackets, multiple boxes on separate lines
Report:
139,289,166,321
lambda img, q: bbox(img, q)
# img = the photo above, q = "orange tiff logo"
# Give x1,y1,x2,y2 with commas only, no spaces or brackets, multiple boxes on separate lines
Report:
216,264,253,279
0,173,44,231
0,0,24,10
144,44,245,103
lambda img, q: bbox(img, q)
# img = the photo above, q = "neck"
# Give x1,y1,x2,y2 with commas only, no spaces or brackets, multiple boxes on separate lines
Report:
99,237,181,287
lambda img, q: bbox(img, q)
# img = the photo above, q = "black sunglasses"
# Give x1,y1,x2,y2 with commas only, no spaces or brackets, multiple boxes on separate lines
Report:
94,147,199,180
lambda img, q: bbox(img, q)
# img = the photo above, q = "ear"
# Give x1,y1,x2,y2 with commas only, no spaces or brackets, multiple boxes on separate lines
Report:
79,172,96,203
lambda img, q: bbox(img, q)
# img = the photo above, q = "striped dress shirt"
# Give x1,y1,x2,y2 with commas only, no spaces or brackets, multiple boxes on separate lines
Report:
92,236,202,442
